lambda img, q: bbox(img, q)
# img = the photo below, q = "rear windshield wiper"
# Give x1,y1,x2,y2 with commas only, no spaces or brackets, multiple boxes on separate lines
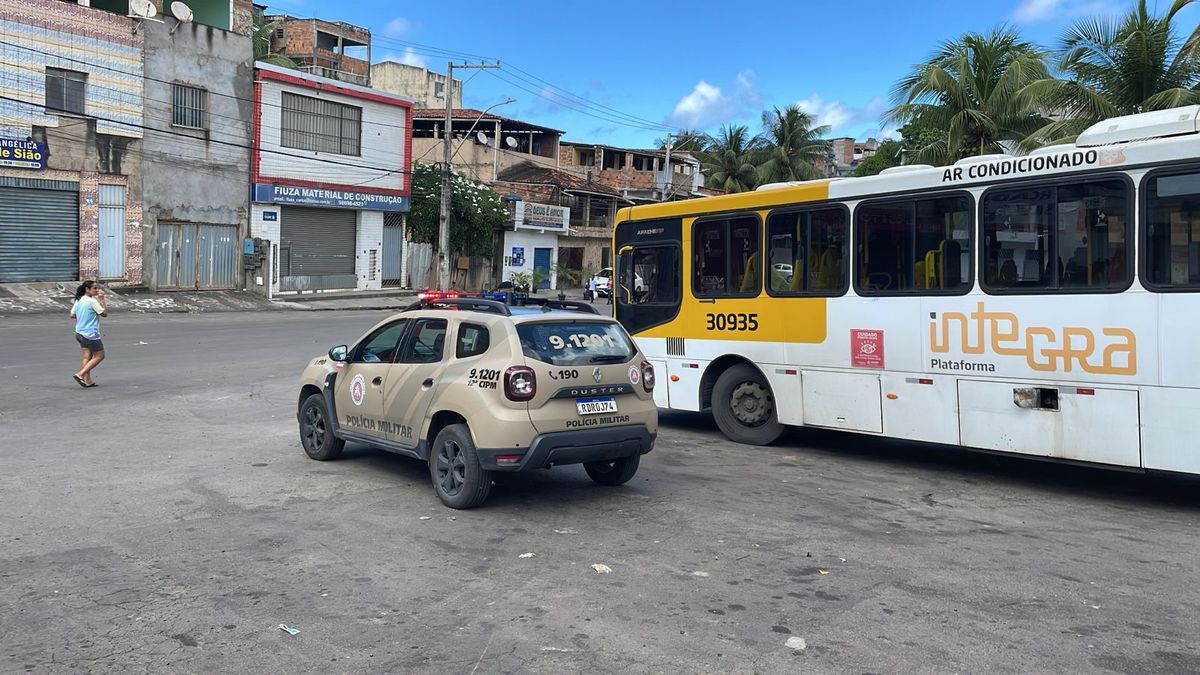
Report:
589,354,628,363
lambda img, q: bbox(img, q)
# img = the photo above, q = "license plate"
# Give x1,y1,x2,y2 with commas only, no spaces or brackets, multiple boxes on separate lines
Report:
576,397,617,415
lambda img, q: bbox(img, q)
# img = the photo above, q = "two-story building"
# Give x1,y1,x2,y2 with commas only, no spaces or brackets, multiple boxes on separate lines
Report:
0,0,146,285
249,63,412,296
559,141,704,203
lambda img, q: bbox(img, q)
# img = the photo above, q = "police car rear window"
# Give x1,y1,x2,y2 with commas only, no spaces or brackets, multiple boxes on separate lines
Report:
517,321,635,366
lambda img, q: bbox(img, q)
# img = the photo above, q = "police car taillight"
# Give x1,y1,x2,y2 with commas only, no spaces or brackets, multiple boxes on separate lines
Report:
504,366,536,401
641,361,655,392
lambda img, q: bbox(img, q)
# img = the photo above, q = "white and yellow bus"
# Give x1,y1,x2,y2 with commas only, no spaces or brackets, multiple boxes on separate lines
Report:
612,105,1200,474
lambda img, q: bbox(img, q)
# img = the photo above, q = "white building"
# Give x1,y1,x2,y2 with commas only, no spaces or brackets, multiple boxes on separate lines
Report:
249,62,413,295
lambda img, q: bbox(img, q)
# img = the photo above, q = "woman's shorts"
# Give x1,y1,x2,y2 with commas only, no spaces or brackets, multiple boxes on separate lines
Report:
75,333,104,351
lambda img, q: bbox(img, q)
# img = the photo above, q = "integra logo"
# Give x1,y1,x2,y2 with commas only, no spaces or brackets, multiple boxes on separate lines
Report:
929,302,1136,375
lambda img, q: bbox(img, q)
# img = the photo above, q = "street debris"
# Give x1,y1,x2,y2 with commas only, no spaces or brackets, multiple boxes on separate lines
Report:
591,563,612,574
785,636,807,652
818,568,830,575
138,341,148,345
278,624,300,636
419,516,432,520
519,553,535,559
554,528,576,535
692,571,710,577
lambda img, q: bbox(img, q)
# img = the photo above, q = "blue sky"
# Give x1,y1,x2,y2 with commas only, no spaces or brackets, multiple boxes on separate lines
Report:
266,0,1199,148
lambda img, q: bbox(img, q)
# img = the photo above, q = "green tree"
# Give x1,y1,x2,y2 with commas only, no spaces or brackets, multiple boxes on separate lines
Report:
407,163,505,257
888,27,1051,165
253,16,298,68
1022,0,1200,147
755,105,831,183
851,139,904,177
700,124,763,193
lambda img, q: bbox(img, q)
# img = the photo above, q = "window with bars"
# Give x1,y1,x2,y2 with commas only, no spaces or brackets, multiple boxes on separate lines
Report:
172,83,207,129
280,91,362,156
45,67,86,115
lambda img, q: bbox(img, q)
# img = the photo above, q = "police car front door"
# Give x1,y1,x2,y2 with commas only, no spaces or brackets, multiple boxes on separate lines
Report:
336,319,408,440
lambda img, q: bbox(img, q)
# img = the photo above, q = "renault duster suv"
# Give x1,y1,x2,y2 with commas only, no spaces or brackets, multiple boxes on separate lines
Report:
296,297,658,509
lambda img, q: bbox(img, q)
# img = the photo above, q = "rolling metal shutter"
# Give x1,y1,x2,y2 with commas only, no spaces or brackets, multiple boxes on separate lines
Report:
279,206,356,275
0,183,79,282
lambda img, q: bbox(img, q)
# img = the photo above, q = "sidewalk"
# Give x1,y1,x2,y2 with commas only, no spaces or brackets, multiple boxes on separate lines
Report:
0,283,603,316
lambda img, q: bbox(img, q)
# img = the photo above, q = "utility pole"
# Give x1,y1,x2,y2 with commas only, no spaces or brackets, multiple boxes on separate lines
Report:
438,60,500,291
662,133,672,201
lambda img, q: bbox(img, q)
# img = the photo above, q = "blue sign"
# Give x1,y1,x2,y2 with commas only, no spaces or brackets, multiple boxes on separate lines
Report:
511,246,525,266
0,138,46,170
253,183,410,212
262,211,278,222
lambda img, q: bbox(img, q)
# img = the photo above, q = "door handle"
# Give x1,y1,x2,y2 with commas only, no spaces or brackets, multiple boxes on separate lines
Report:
422,378,434,387
372,376,383,385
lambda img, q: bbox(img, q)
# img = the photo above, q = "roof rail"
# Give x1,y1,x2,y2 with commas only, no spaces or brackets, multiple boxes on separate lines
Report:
520,298,600,315
402,298,512,316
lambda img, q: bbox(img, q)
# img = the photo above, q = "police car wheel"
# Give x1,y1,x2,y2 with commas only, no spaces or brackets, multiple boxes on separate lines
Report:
300,393,345,460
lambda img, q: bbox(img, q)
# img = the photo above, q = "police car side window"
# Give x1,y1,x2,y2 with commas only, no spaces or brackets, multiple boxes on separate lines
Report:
399,319,448,364
456,324,489,358
353,320,408,363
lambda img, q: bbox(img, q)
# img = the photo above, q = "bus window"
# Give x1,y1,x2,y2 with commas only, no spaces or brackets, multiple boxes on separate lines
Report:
766,207,847,295
855,195,971,295
619,245,680,305
982,179,1130,293
693,215,761,297
1144,169,1200,290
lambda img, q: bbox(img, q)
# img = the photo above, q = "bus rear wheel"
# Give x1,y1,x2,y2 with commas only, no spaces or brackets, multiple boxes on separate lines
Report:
712,364,783,446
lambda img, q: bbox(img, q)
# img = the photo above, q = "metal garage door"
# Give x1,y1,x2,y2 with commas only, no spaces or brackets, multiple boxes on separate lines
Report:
157,223,239,290
0,182,79,282
279,206,356,291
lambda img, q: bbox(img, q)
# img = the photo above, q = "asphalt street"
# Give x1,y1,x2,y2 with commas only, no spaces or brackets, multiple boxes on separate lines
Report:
1,310,1198,674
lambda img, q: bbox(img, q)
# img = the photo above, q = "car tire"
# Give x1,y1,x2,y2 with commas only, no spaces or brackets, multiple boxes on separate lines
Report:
299,393,345,460
584,454,640,486
711,364,784,445
429,424,491,509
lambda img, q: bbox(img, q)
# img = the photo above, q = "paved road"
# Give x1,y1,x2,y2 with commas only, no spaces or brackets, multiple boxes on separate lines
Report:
1,311,1198,674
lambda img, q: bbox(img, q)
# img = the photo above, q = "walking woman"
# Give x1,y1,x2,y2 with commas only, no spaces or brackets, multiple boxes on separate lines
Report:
70,281,108,387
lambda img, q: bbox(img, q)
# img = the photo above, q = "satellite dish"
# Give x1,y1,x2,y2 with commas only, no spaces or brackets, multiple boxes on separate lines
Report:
505,136,518,149
128,0,157,19
169,1,193,34
476,132,489,145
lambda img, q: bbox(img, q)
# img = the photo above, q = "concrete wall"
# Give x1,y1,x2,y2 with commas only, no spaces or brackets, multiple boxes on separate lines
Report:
371,62,460,109
141,19,252,289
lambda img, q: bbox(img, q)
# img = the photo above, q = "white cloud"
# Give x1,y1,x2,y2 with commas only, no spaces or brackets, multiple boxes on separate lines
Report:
667,70,761,129
1012,0,1059,21
384,17,413,37
380,48,426,69
796,93,853,130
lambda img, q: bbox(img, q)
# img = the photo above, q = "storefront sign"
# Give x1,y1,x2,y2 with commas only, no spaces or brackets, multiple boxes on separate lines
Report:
851,329,884,368
0,138,46,170
514,201,568,231
511,246,525,266
253,183,410,212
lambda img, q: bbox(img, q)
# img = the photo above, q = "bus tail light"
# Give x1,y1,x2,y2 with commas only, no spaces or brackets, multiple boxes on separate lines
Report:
504,366,536,401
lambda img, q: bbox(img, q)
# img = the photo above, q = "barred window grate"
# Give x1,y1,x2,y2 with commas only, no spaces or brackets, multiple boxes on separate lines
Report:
172,84,207,129
280,91,362,156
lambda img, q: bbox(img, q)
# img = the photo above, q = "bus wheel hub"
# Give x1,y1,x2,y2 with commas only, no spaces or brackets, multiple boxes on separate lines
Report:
731,382,770,426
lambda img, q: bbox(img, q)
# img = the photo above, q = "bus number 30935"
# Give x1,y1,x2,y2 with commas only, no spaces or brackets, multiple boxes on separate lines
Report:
705,313,759,331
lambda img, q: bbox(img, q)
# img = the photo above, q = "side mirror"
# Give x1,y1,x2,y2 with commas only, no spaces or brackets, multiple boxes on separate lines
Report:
329,345,349,362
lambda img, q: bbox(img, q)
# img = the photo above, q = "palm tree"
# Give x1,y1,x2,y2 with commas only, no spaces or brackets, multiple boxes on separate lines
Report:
656,129,708,153
700,125,762,193
888,28,1051,165
756,105,830,183
1022,0,1200,147
253,16,298,69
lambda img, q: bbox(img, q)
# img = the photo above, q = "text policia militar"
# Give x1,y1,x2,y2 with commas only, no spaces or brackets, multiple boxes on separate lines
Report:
941,150,1099,183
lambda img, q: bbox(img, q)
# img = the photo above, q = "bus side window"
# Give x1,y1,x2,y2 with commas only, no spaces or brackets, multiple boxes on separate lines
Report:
767,207,848,295
982,179,1130,293
693,215,761,297
856,195,971,295
1144,170,1200,290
